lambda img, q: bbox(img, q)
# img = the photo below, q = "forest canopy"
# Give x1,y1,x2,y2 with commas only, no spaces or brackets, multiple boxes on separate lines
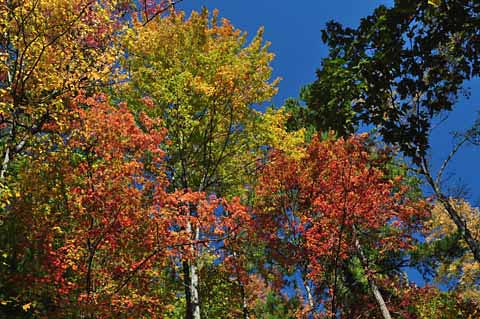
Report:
1,0,479,318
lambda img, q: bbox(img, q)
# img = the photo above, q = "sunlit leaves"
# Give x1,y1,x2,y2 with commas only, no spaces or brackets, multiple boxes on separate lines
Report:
2,93,172,317
254,134,429,317
118,9,280,196
426,200,480,304
1,1,471,318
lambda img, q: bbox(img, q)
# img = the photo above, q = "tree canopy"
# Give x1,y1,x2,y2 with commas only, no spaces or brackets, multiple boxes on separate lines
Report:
1,1,479,318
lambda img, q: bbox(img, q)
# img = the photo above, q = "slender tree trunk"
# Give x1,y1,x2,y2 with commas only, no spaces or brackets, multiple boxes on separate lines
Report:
239,281,250,319
302,276,315,311
184,220,201,319
183,261,193,319
354,235,392,319
190,259,200,319
368,278,392,319
1,147,10,180
437,194,480,262
305,283,315,310
232,250,250,319
421,158,480,263
1,139,26,180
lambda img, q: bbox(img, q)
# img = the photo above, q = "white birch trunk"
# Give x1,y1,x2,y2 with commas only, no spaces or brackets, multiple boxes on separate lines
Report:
185,220,201,319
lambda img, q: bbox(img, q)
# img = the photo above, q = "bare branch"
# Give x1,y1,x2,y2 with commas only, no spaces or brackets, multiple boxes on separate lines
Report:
420,155,480,263
142,0,185,27
435,136,468,186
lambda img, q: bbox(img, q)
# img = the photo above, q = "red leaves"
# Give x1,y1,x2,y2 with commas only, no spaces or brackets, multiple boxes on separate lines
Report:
7,93,173,317
255,134,429,313
160,189,251,257
7,91,430,318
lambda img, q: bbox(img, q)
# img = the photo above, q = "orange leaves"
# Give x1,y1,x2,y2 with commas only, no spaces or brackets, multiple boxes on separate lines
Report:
160,189,251,255
71,93,166,165
255,134,429,282
250,134,431,317
6,92,175,317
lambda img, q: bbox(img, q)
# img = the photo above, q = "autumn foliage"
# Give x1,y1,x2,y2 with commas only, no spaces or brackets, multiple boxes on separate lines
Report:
254,134,429,317
1,1,478,318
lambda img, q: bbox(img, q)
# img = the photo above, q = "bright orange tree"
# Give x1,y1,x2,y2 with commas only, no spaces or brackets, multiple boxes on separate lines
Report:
4,93,173,317
254,134,429,318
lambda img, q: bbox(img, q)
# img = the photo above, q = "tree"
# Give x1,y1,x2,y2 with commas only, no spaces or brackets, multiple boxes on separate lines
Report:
294,0,480,263
0,0,186,262
1,4,306,317
5,1,474,317
254,134,429,318
1,90,260,318
115,9,304,318
0,0,185,197
117,9,282,194
0,93,173,317
0,0,120,181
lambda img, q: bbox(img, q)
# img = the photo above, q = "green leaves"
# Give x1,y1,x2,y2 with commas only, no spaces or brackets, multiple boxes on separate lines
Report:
118,9,282,196
304,0,480,161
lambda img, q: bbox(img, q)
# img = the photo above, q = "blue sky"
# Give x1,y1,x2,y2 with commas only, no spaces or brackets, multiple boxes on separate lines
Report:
179,0,480,203
181,0,393,106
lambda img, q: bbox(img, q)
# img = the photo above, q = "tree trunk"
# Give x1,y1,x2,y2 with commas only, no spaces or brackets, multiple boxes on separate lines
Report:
184,221,201,319
354,235,392,319
305,284,315,309
183,261,193,319
189,260,200,319
1,147,10,180
368,278,392,319
1,139,26,180
240,281,250,319
233,250,250,319
438,195,480,262
421,159,480,263
303,278,315,310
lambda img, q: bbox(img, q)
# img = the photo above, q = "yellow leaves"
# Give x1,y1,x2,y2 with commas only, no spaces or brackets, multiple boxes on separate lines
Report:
257,108,306,160
428,0,441,7
1,0,118,103
462,262,480,277
118,8,281,196
427,199,480,241
52,226,64,235
0,180,21,211
0,0,122,190
22,302,32,311
427,199,480,304
192,75,217,96
123,8,277,107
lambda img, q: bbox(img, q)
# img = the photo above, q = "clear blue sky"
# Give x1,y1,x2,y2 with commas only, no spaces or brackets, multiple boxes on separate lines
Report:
179,0,480,203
